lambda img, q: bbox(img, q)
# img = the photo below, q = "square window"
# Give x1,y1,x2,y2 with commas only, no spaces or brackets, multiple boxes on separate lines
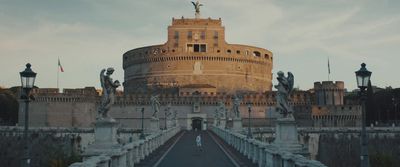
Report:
194,44,200,52
188,31,192,39
174,31,179,39
200,44,206,52
188,44,206,52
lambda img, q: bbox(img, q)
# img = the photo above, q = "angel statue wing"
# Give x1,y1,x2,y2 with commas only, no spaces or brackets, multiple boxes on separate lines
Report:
191,1,196,7
191,1,203,10
287,72,294,93
100,69,106,91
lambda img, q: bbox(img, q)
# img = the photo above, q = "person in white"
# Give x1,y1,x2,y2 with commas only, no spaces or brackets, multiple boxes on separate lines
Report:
196,134,202,151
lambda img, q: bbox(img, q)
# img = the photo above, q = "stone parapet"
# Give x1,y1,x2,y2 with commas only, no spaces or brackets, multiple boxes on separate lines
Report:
69,126,181,167
210,126,327,167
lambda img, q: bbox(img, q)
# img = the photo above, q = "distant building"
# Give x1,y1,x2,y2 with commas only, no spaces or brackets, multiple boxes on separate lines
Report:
314,81,344,105
312,81,360,127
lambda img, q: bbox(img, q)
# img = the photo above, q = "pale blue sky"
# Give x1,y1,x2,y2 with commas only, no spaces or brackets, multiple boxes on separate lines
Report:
1,0,399,91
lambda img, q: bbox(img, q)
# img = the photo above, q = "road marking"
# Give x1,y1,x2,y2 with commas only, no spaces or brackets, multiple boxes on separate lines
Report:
153,131,186,167
207,131,240,167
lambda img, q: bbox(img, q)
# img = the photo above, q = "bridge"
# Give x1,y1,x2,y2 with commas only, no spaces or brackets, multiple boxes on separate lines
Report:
69,126,327,167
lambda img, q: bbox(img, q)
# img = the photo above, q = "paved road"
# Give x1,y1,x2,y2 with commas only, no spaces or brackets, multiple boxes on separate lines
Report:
157,130,235,167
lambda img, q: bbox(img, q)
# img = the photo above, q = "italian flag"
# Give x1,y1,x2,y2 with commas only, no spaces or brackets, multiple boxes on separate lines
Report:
58,58,64,72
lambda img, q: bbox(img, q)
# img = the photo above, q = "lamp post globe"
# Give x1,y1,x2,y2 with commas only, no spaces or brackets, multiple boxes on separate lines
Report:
20,63,37,91
355,63,371,167
20,63,36,167
355,63,372,91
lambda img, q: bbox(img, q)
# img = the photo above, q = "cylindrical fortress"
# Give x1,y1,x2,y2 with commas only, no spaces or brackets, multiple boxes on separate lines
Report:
123,17,273,94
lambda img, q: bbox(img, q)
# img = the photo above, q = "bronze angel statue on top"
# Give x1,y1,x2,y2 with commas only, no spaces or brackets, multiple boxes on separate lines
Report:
274,71,294,119
191,1,203,15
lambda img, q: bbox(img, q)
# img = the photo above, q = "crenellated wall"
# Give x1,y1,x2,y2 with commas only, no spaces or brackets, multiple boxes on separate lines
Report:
20,89,317,129
18,88,98,128
314,81,345,106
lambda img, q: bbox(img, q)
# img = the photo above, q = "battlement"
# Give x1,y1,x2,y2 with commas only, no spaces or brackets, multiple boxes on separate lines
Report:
31,88,59,95
171,17,222,26
63,87,99,96
112,91,314,107
314,81,344,90
314,81,345,106
29,87,99,103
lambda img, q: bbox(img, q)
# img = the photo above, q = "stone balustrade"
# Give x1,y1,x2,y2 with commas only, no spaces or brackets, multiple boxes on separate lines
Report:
210,126,327,167
69,126,180,167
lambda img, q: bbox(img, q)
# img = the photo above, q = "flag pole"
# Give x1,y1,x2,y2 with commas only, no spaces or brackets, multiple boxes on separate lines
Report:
57,58,59,91
328,57,331,81
328,70,330,81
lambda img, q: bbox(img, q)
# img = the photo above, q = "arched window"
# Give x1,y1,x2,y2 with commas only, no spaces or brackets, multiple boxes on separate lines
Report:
253,51,261,57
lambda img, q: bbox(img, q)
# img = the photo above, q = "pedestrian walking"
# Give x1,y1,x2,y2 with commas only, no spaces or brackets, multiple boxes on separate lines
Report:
196,134,202,151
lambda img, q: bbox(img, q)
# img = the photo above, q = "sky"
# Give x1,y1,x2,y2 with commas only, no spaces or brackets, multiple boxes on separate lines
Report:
1,0,399,91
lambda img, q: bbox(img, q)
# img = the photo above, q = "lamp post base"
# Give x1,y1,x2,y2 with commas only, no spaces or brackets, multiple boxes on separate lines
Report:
150,118,160,133
219,118,226,129
232,118,243,132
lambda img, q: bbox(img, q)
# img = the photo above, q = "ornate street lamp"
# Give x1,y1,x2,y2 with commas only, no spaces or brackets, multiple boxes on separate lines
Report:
355,63,371,91
246,102,253,139
392,97,398,126
139,108,145,140
20,63,37,167
355,63,371,167
164,108,168,130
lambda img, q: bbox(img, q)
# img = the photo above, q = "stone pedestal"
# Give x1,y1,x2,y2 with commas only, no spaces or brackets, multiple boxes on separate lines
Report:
150,118,160,133
273,117,309,156
167,120,172,129
83,119,124,158
219,118,226,129
174,119,178,127
232,118,243,132
203,121,207,130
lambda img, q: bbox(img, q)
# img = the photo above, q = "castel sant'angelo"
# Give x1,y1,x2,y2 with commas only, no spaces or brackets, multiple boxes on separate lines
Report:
18,4,361,130
123,15,273,94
